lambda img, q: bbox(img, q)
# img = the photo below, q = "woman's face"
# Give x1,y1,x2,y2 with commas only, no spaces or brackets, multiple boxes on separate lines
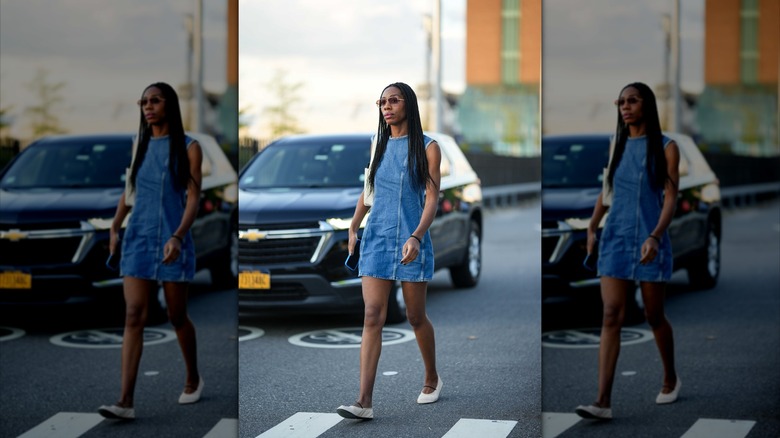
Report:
140,86,167,126
380,86,407,127
617,86,644,126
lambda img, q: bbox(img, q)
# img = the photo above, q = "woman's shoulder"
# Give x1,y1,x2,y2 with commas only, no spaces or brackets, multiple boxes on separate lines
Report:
184,135,198,149
423,135,436,149
661,135,674,149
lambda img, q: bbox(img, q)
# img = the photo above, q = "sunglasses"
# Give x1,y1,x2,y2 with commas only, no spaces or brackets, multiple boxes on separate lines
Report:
376,96,405,107
615,97,642,106
137,97,165,106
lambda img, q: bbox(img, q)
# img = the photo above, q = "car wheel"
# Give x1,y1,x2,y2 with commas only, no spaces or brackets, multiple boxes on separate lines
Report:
449,220,481,288
385,282,407,324
687,219,720,290
210,218,238,287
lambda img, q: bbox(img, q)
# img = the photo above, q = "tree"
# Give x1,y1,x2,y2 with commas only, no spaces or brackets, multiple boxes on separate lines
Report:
24,68,68,138
263,70,305,138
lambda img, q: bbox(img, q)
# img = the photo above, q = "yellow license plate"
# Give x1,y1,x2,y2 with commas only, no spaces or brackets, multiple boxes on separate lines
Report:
0,271,32,289
239,271,270,289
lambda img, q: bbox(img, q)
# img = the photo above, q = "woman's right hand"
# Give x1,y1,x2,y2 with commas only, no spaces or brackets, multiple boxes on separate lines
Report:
109,228,120,255
586,228,597,255
348,230,358,255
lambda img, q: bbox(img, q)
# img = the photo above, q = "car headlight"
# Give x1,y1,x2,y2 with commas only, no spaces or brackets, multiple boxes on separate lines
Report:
563,215,607,230
87,215,129,230
326,214,369,230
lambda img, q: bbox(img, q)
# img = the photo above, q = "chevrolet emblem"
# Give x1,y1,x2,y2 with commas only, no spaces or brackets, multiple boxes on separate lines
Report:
1,229,29,241
240,229,267,242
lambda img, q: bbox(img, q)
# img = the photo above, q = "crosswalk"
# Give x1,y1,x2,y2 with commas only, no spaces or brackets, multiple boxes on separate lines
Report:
13,411,761,438
255,413,519,438
13,413,237,438
542,412,757,438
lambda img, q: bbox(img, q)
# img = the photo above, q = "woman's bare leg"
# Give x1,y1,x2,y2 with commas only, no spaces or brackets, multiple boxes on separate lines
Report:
595,276,633,408
641,281,677,392
356,277,394,408
118,277,155,407
402,281,438,392
163,281,200,391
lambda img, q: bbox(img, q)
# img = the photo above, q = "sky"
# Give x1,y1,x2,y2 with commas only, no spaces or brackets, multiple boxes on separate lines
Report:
0,0,228,140
238,0,466,139
543,0,705,134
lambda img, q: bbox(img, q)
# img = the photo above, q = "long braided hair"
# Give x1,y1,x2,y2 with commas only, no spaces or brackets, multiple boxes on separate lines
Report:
607,82,669,192
368,82,432,193
129,82,191,192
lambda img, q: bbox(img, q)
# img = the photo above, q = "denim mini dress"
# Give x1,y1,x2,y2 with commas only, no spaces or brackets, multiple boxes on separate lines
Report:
121,135,196,282
598,135,673,282
359,135,435,282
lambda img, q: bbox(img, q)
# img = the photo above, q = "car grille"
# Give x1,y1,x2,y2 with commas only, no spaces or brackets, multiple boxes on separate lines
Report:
239,236,321,265
0,236,83,265
238,282,309,301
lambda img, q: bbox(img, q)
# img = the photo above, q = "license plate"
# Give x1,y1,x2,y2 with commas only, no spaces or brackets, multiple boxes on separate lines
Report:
239,271,270,289
0,271,32,289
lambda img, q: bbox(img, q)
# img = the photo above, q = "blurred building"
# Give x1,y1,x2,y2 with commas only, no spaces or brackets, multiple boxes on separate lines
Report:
698,0,779,156
458,0,540,156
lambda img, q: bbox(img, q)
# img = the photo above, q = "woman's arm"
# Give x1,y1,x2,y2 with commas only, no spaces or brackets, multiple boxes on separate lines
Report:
401,141,441,264
586,192,609,255
163,141,203,264
109,191,133,255
348,192,371,255
640,141,680,264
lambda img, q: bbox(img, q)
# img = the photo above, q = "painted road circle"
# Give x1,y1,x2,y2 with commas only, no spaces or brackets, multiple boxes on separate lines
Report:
238,326,265,342
289,327,415,349
50,328,176,349
0,327,25,342
542,327,653,349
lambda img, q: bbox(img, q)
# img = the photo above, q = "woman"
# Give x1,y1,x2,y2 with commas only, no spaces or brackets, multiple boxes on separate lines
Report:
98,82,204,420
336,82,442,420
575,82,681,420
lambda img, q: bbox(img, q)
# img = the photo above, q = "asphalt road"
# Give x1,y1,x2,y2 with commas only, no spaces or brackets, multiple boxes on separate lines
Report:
541,200,780,438
238,204,543,438
0,272,238,438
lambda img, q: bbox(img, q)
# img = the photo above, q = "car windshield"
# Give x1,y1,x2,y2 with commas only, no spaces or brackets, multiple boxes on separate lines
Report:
0,138,131,189
240,139,370,189
542,137,610,188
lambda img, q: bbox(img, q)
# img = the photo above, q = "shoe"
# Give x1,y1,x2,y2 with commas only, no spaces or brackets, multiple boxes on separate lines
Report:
336,403,373,420
575,404,612,420
417,376,443,404
656,377,681,404
178,377,204,404
98,404,135,420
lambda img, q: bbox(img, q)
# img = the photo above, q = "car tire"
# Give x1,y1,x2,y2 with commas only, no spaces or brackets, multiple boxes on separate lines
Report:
449,220,481,288
687,219,720,290
210,216,238,288
385,282,407,324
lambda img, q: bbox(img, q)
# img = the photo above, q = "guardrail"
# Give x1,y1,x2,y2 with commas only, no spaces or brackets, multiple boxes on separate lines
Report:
481,182,541,209
720,182,780,209
480,181,780,210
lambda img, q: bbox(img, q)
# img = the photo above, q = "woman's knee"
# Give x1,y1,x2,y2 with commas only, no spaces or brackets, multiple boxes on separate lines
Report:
602,304,625,328
644,308,667,329
406,310,428,328
363,303,386,328
125,303,147,328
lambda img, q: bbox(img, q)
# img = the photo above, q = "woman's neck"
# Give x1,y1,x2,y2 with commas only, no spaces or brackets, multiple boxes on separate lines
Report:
627,123,646,138
389,124,408,138
150,124,169,138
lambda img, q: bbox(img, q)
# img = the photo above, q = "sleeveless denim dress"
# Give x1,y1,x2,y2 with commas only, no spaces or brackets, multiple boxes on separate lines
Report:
359,135,435,282
121,135,196,282
598,135,673,282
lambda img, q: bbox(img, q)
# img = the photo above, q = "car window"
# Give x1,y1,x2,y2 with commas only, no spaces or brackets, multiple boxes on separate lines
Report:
542,138,609,188
0,140,130,189
239,139,371,189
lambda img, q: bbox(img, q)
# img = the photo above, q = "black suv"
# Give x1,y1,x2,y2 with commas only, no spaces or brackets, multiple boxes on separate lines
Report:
542,133,722,300
238,132,483,323
0,133,238,311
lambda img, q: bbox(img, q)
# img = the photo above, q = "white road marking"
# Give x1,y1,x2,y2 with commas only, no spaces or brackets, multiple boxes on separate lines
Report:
238,325,265,342
256,412,342,438
542,412,582,438
17,412,103,438
441,418,518,438
203,418,238,438
680,419,756,438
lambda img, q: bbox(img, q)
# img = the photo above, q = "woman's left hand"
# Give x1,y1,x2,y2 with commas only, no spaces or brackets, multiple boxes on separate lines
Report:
400,237,420,265
640,237,659,265
162,237,182,264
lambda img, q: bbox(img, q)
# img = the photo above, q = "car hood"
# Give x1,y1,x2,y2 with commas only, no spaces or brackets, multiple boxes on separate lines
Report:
239,187,363,225
542,187,601,221
0,187,122,224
